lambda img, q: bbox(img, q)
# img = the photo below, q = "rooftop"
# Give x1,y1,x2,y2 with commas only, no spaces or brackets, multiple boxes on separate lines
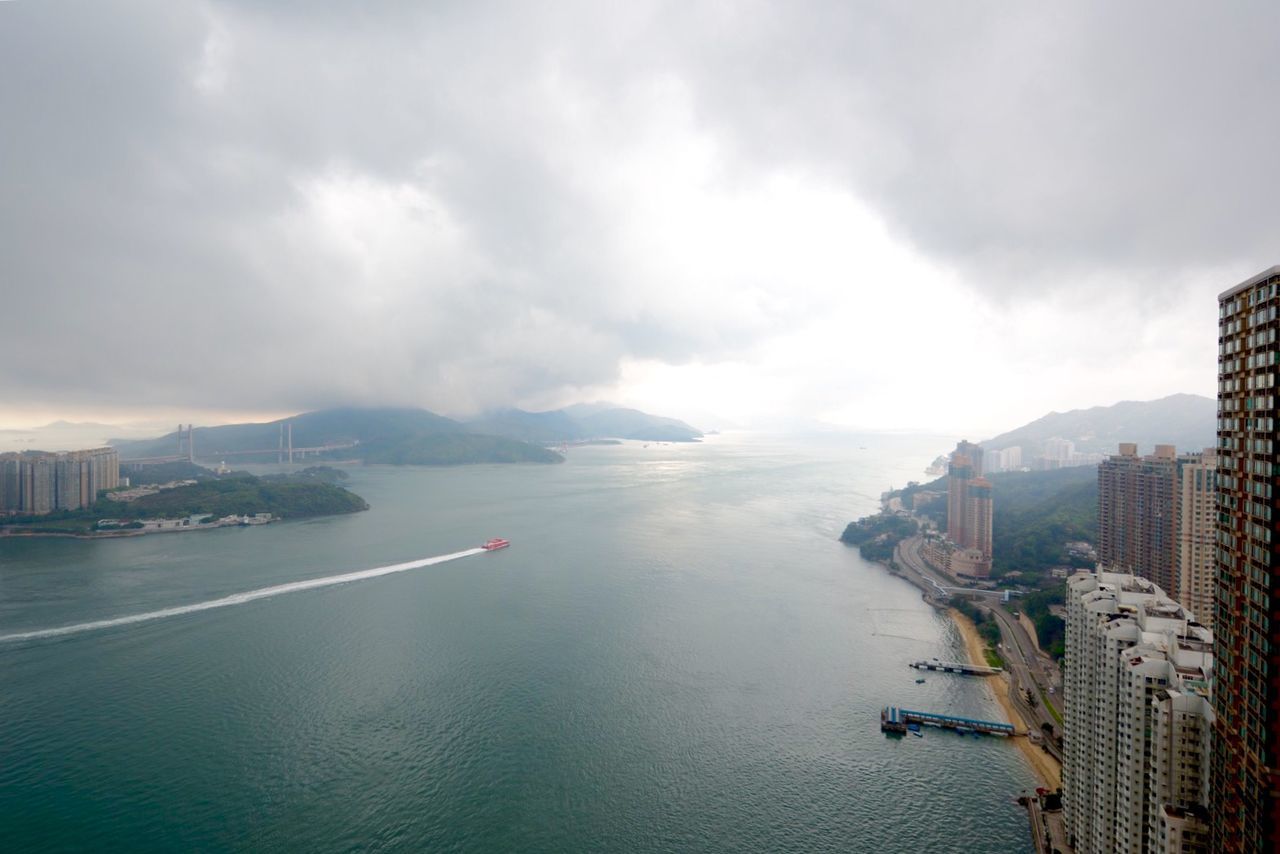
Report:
1219,264,1280,301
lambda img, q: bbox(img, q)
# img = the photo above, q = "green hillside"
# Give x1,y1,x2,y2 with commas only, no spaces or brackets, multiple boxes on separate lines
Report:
888,465,1097,581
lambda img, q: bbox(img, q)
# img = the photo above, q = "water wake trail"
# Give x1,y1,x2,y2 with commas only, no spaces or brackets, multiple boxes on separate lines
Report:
0,547,487,644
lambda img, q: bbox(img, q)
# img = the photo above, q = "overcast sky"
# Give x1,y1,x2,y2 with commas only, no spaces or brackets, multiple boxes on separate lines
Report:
2,1,1277,435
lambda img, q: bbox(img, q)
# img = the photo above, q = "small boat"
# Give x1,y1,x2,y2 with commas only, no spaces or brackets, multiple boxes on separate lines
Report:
482,538,510,551
911,730,924,738
915,677,926,684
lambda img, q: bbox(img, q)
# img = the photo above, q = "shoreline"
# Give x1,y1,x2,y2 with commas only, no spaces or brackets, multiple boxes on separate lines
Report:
951,608,1061,791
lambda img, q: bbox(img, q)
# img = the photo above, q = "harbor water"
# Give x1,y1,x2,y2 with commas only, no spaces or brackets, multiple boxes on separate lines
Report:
0,433,1036,852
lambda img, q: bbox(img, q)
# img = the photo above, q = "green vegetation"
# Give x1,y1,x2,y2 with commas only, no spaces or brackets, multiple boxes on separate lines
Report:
952,598,1004,667
119,461,217,484
1019,585,1067,659
885,465,1097,581
100,476,368,520
261,465,348,483
989,467,1096,579
1041,691,1064,726
2,472,368,536
839,513,917,563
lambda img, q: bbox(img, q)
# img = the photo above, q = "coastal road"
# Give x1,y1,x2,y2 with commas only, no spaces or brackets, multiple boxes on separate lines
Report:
895,535,1064,765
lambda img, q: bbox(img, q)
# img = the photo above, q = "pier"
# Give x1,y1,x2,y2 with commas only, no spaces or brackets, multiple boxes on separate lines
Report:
909,658,1002,676
880,706,1016,737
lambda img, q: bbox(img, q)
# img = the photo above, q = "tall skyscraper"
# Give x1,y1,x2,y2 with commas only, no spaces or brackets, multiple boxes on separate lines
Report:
1098,443,1180,597
945,442,993,577
955,439,984,476
966,476,993,559
947,449,975,546
1212,265,1280,854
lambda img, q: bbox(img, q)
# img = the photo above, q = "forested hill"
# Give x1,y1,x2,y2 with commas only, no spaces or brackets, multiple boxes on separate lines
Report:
112,403,701,465
982,393,1213,455
895,465,1097,580
111,407,561,465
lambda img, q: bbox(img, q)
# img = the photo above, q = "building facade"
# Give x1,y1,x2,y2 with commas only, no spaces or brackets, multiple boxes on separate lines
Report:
1176,449,1217,631
1064,570,1213,854
1212,265,1280,854
0,448,120,515
945,441,992,577
1098,444,1180,597
946,449,975,547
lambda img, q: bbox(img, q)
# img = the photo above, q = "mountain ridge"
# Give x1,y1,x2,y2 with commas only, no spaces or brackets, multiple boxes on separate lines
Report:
982,393,1214,455
110,404,701,465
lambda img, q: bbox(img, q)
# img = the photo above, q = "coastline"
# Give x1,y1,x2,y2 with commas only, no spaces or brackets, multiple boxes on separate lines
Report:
951,608,1061,791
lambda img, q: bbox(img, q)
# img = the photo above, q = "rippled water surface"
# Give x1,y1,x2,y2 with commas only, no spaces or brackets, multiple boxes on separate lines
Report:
0,433,1035,852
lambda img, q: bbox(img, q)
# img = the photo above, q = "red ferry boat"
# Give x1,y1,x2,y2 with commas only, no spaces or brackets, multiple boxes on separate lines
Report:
483,538,510,551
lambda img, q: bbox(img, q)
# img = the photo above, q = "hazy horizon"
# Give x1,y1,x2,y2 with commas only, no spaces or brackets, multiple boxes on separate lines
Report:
4,2,1275,435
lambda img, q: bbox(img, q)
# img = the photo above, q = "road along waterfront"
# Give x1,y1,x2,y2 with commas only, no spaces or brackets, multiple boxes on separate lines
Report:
952,610,1061,790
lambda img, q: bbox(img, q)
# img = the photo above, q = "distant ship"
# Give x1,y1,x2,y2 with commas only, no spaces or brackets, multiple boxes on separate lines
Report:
482,538,510,551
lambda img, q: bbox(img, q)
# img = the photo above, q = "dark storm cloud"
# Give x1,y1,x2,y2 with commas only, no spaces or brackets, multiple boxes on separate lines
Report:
1,1,1276,415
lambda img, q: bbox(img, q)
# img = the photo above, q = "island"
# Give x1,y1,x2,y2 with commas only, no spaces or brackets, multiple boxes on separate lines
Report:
0,466,368,538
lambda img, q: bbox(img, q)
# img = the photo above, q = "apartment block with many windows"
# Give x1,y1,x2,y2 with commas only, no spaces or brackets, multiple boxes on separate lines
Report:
1212,265,1280,853
1064,570,1213,854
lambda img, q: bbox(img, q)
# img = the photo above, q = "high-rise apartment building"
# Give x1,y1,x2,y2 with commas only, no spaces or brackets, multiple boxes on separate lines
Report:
966,476,993,558
0,448,119,515
947,449,975,545
1064,570,1213,854
1176,449,1217,631
955,439,984,476
1212,265,1280,854
945,442,993,576
1098,444,1180,598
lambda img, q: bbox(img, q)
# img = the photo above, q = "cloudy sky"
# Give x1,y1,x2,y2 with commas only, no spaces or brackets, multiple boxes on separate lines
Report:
2,1,1278,435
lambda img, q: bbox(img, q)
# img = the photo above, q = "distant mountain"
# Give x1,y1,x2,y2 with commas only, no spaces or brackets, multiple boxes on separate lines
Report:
571,407,702,441
982,393,1215,455
111,407,561,466
465,406,703,443
465,409,586,444
0,419,159,453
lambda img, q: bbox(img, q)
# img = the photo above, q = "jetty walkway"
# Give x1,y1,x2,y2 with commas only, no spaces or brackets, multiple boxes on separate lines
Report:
881,706,1017,737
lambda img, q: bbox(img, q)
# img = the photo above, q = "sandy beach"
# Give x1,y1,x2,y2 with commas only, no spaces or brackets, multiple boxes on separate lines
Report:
951,609,1062,791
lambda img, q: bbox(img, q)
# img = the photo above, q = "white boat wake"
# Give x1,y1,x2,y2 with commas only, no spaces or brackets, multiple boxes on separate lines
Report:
0,547,487,644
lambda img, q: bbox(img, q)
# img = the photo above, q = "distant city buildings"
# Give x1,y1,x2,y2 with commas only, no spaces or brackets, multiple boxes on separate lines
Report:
0,448,120,515
981,439,1103,473
1211,265,1280,854
945,441,992,577
1064,570,1213,854
984,445,1023,473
